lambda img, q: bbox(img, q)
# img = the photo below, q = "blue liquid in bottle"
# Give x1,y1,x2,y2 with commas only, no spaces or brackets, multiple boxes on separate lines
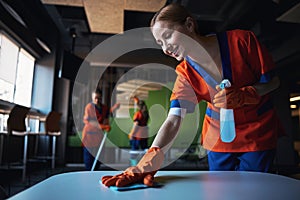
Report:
219,80,236,143
220,108,236,143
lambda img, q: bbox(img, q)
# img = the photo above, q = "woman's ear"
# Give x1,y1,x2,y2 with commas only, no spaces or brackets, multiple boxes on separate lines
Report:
185,17,195,33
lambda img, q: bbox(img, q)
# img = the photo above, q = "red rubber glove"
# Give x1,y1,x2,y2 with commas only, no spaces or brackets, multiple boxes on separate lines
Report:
213,85,260,109
102,147,164,187
100,124,111,132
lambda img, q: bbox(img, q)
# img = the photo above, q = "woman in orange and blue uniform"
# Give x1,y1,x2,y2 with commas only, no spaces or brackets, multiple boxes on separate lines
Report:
128,100,150,166
102,3,284,187
82,88,110,170
129,100,150,151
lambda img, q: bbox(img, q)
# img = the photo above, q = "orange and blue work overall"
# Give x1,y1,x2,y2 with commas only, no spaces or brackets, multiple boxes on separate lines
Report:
82,103,109,170
129,110,149,150
170,30,284,171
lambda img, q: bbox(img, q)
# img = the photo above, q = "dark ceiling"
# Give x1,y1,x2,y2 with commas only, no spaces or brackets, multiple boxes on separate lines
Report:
2,0,299,61
1,0,300,93
27,0,299,57
42,0,300,93
40,0,300,60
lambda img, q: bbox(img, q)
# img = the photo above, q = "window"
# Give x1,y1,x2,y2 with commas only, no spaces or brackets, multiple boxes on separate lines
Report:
14,49,35,106
0,33,35,107
0,33,18,102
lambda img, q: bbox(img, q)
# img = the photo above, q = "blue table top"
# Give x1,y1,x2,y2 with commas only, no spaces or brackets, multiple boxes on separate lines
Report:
8,170,300,200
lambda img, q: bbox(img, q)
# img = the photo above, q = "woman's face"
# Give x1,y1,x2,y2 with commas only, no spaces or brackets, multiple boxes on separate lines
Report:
92,93,102,106
152,19,194,61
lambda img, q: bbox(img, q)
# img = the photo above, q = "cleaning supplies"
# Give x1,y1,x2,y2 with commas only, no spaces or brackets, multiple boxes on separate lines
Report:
219,79,236,143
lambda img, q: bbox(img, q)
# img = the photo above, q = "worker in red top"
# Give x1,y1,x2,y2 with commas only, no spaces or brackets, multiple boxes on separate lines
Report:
82,88,110,170
102,3,283,187
129,100,150,151
128,99,150,166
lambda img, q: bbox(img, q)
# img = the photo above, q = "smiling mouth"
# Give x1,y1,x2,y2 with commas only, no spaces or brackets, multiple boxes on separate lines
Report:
172,47,179,57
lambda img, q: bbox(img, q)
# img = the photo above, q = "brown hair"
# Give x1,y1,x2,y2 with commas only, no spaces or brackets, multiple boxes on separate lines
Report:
93,88,102,95
138,100,149,120
150,3,193,27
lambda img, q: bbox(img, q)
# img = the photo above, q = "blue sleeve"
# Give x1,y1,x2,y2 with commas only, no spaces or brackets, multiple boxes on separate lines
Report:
170,99,196,113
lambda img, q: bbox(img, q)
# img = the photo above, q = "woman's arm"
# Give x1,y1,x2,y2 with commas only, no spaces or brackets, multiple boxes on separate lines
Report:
129,121,139,138
151,113,184,154
101,108,186,187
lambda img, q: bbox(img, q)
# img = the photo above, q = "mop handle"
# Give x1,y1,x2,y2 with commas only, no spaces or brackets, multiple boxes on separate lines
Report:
91,132,107,171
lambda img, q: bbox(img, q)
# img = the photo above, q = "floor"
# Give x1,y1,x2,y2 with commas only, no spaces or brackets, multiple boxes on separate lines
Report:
0,162,84,199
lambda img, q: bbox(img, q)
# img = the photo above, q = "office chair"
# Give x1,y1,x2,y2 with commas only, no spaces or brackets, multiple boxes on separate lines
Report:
33,111,62,169
5,105,30,182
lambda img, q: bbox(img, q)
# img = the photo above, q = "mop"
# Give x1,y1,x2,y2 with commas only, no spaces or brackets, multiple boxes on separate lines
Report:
91,131,107,171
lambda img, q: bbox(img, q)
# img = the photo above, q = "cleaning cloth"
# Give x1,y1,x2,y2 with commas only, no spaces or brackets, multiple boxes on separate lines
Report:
100,180,163,191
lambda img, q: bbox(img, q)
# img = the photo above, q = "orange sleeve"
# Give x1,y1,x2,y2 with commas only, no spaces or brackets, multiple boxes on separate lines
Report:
170,74,198,105
169,62,198,113
83,103,94,124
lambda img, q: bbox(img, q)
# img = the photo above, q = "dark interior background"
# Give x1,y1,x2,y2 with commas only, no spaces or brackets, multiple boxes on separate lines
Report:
0,0,300,168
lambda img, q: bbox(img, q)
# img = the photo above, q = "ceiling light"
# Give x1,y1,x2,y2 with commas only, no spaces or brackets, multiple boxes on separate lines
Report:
0,0,27,27
290,105,297,109
36,38,51,53
290,96,300,102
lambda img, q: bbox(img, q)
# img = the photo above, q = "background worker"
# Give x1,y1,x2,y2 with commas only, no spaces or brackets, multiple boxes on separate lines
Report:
129,100,149,151
82,88,111,170
128,100,150,166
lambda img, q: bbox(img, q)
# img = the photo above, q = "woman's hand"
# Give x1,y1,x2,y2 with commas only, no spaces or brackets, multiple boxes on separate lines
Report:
213,85,260,109
102,147,164,187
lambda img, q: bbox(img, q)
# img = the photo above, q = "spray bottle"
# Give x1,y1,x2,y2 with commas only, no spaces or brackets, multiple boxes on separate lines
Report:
219,79,236,143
